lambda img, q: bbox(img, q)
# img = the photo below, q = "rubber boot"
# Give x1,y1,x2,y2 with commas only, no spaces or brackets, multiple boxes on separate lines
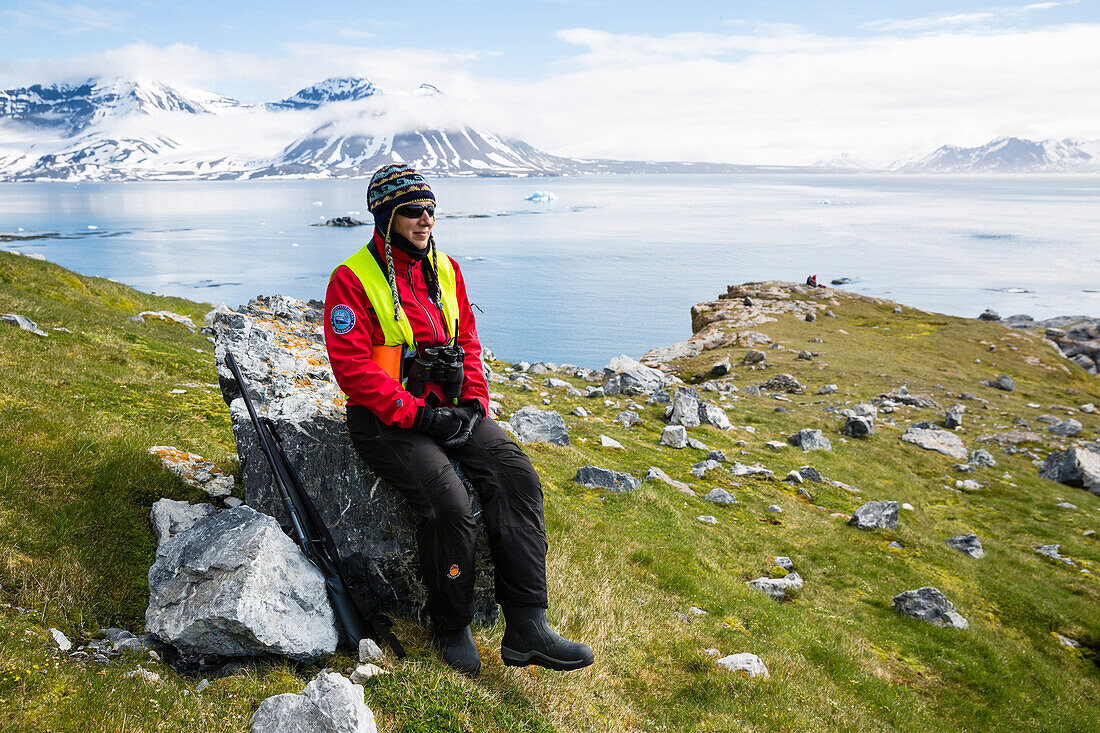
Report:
434,626,481,677
500,606,594,671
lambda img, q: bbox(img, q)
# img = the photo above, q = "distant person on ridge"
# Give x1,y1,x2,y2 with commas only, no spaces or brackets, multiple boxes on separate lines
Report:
323,164,593,677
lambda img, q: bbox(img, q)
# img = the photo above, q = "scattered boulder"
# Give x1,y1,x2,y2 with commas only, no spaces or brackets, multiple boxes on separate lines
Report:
968,449,997,468
818,384,838,395
149,498,218,546
146,506,337,662
742,350,766,365
571,406,589,418
661,425,688,449
147,446,235,498
599,435,625,450
359,638,384,663
978,309,1001,321
510,406,570,446
787,429,832,451
1040,448,1100,494
731,463,774,479
699,402,733,430
318,216,368,227
955,479,982,491
1034,544,1075,566
251,671,376,733
691,460,723,478
760,373,803,394
879,386,939,410
892,587,968,629
844,415,874,438
715,653,770,679
944,405,965,429
765,505,783,513
574,465,640,493
616,410,641,428
899,426,967,460
669,387,702,427
602,354,676,396
545,377,571,389
645,467,694,495
982,375,1015,392
1048,419,1082,437
797,466,823,482
703,488,737,505
848,501,899,530
747,572,803,601
711,357,731,376
2,313,48,337
945,534,984,559
706,450,727,463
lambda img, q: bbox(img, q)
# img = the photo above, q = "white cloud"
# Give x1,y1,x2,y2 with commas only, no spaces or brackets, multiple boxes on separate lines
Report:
2,1,131,34
4,21,1100,167
865,1,1080,33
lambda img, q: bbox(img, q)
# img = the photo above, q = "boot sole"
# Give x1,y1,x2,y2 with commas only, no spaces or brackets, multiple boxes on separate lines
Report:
501,645,594,671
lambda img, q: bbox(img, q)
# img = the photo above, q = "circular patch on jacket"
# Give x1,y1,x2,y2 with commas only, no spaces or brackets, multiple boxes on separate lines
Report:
330,305,355,335
447,564,461,580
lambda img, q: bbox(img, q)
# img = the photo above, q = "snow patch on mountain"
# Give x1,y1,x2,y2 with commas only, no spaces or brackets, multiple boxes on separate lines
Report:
893,137,1100,173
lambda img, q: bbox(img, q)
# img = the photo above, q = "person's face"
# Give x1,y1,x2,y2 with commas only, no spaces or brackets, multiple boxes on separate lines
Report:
391,204,435,250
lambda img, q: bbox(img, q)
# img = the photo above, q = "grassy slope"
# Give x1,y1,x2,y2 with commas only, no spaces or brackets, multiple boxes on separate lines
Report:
0,251,1097,732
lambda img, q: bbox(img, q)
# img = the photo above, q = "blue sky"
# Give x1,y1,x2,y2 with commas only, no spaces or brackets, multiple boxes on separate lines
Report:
1,1,1098,164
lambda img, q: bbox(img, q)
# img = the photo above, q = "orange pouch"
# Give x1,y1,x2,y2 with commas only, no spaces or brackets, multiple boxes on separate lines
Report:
371,344,402,380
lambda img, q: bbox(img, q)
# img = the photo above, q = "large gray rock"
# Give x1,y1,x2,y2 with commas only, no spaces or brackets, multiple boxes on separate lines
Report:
787,429,832,451
899,426,967,460
747,572,803,601
968,449,997,468
601,354,676,396
848,501,899,530
509,406,570,446
699,402,733,430
703,488,737,505
146,506,337,662
574,465,640,493
760,373,804,394
1040,447,1100,495
983,375,1015,391
944,405,965,429
945,534,984,559
251,671,376,733
214,296,498,627
879,386,939,410
149,498,217,546
892,587,968,629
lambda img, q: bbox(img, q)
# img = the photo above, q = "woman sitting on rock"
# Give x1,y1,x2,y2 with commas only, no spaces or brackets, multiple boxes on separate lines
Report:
323,164,593,677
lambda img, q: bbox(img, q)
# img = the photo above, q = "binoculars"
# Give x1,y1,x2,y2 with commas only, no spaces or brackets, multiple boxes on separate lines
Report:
405,345,465,400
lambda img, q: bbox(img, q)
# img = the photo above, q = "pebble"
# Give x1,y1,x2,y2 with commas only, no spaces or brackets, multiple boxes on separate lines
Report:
765,505,783,513
50,628,72,652
766,440,787,449
696,515,718,525
350,663,388,684
196,678,210,693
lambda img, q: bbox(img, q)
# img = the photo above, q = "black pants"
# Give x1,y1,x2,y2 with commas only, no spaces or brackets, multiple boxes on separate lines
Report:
347,405,548,632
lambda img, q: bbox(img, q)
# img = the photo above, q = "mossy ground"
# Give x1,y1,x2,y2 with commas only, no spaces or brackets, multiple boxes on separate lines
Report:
1,251,1098,732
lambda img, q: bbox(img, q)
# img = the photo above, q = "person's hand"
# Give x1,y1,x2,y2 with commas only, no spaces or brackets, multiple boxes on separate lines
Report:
414,405,480,448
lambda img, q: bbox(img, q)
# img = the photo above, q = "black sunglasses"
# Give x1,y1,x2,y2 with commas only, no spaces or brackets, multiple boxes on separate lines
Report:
395,204,436,219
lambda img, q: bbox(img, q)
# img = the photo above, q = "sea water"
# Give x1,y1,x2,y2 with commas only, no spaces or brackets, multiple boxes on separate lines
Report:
1,174,1098,368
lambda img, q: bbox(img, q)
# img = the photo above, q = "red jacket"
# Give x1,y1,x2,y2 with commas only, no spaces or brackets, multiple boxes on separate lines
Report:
324,231,489,428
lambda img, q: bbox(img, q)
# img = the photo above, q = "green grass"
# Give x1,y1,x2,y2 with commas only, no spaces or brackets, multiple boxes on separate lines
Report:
1,252,1098,732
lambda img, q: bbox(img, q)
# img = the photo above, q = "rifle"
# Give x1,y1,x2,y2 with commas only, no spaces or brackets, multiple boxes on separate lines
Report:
223,350,405,658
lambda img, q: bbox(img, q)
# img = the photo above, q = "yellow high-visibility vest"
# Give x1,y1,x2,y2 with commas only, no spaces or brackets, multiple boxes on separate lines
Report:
334,242,459,348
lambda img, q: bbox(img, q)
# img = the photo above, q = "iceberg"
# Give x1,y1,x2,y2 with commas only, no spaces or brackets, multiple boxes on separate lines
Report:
525,191,558,202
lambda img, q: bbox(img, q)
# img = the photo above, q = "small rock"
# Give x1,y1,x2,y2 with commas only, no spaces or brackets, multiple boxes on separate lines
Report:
1035,544,1075,566
571,406,589,417
978,308,1001,321
848,501,899,530
711,357,731,377
128,315,145,323
983,375,1015,392
359,638,384,663
123,667,161,684
887,541,904,550
686,437,710,451
1,313,48,337
1048,419,1082,437
787,429,832,451
350,663,388,684
761,373,804,394
772,556,793,570
945,534,984,559
706,450,727,463
696,515,718,525
703,488,737,505
844,415,874,438
765,440,787,450
784,470,804,484
818,384,838,395
955,479,982,491
660,425,688,449
574,465,640,492
510,406,570,446
616,410,640,428
1057,501,1078,509
599,435,625,450
645,467,694,495
747,572,803,601
899,426,967,460
196,678,210,693
743,350,766,365
893,587,968,629
224,497,244,509
1080,403,1096,414
715,653,770,679
691,460,723,478
901,502,914,511
968,449,996,468
944,405,965,429
50,628,72,652
765,505,783,513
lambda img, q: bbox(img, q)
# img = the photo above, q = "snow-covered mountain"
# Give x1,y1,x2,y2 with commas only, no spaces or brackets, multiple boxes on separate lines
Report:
893,137,1100,173
0,75,760,181
266,77,380,110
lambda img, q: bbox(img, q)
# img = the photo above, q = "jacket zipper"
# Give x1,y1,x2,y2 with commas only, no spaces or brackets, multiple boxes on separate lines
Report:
404,259,443,345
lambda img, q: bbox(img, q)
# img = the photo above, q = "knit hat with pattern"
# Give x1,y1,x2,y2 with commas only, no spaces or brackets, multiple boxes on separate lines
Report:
367,164,435,234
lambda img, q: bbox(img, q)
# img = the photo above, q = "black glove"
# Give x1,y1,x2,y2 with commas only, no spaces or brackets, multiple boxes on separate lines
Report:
414,405,479,449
